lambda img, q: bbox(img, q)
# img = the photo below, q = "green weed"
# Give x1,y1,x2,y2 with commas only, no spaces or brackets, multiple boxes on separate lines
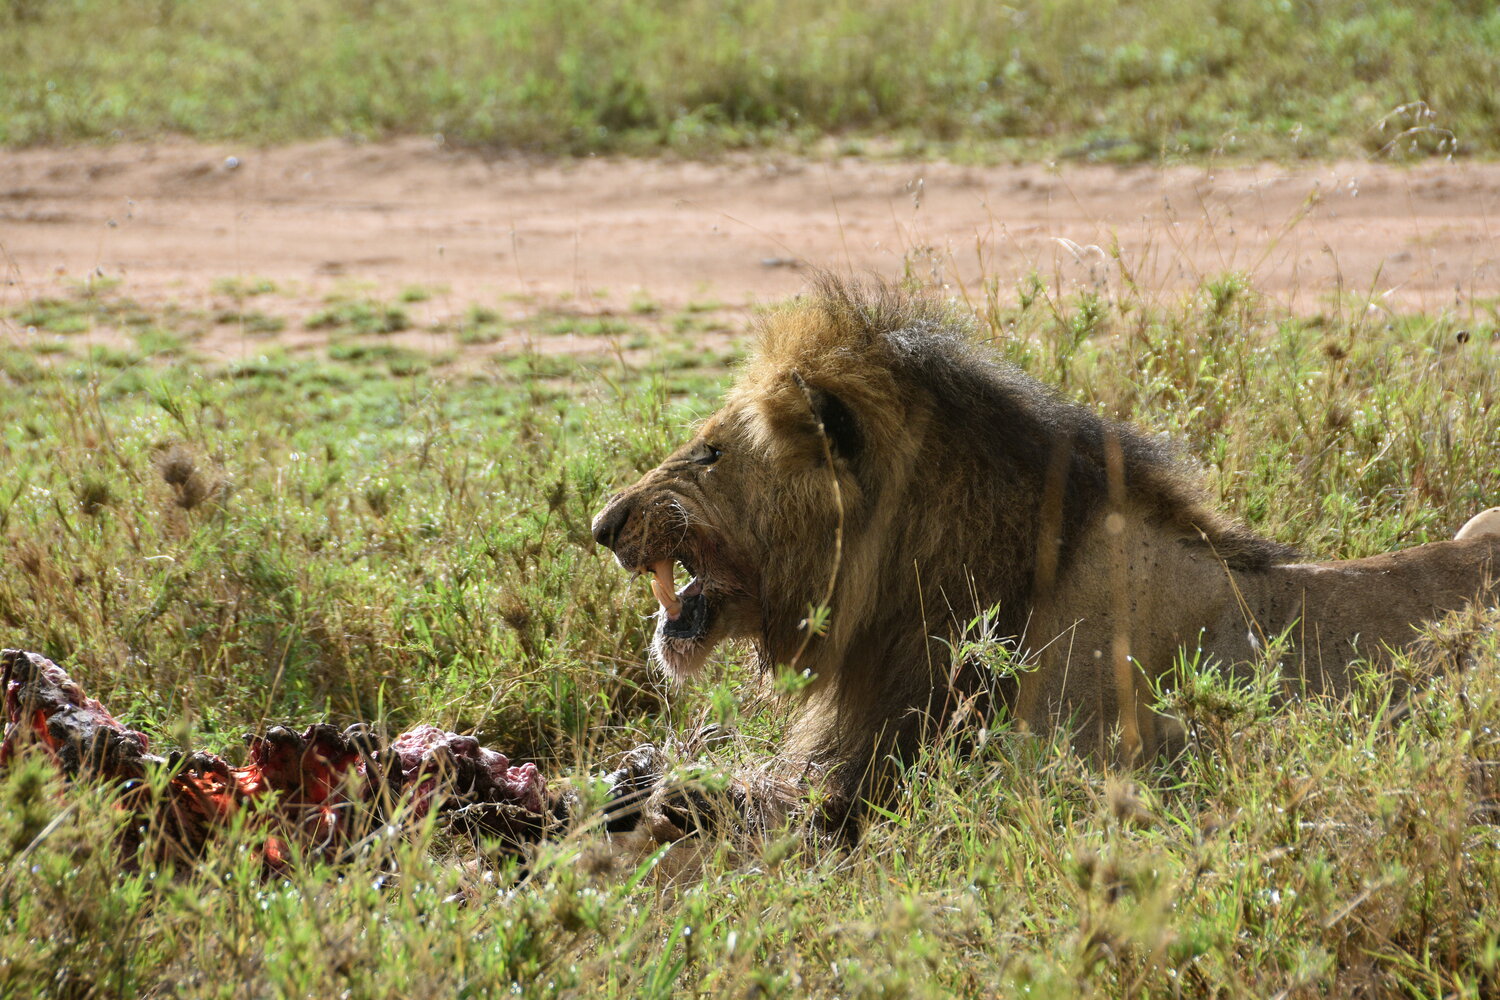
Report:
1,275,1499,996
2,0,1497,159
214,309,286,335
211,276,279,298
306,299,412,336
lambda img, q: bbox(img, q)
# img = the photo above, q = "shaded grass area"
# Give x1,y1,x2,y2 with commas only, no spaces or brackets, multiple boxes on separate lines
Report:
2,275,1500,996
2,0,1498,159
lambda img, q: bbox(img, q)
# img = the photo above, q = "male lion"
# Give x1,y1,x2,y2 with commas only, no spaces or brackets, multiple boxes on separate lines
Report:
592,279,1500,825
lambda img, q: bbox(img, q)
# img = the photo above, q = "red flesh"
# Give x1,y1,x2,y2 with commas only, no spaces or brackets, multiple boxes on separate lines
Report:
0,648,554,865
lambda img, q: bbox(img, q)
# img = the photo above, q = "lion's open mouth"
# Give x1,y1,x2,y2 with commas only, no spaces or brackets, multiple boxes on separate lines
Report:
647,558,713,641
593,486,755,679
641,555,727,677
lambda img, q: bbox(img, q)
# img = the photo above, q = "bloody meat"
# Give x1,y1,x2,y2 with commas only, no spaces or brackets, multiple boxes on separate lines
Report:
0,648,559,866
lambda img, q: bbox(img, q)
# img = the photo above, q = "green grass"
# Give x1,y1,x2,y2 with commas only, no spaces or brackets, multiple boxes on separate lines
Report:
11,286,154,336
210,277,279,299
2,0,1498,159
2,274,1500,996
213,309,287,335
306,298,412,336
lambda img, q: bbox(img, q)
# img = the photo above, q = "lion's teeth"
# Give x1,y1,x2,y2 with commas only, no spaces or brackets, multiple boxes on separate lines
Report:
650,561,682,620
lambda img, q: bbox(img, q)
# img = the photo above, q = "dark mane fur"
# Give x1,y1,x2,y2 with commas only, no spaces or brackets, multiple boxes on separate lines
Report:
594,275,1500,835
805,274,1294,576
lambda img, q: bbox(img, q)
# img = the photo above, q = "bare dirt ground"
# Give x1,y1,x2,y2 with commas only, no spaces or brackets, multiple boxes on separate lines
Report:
2,137,1498,360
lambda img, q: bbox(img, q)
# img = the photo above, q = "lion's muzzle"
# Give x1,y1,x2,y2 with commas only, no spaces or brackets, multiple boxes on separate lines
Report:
591,490,695,622
591,494,631,554
591,488,730,675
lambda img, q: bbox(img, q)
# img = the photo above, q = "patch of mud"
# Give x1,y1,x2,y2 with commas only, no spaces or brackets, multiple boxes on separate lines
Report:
2,138,1498,362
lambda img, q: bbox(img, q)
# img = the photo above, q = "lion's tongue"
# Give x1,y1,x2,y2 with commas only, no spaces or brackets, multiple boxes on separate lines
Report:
649,561,682,620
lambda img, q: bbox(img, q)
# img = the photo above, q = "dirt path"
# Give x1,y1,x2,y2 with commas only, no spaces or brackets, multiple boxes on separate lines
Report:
3,138,1498,359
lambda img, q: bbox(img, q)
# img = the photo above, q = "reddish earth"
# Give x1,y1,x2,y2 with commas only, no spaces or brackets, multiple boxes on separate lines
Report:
2,138,1498,359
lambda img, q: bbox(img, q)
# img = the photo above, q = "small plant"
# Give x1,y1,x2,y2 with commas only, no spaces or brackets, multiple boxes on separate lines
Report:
72,473,114,515
456,305,506,344
211,276,278,298
306,299,410,335
13,298,91,334
1153,633,1286,766
214,309,286,334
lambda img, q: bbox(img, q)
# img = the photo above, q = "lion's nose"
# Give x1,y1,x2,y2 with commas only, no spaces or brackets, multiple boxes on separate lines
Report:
591,496,630,551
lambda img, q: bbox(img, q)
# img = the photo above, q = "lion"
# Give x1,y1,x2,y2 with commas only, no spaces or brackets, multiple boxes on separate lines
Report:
591,278,1500,827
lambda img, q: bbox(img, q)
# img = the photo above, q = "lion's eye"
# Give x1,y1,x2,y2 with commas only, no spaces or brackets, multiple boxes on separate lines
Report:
694,444,722,466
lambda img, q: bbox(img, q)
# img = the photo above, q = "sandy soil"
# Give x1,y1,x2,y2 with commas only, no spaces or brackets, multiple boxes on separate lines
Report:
2,137,1498,359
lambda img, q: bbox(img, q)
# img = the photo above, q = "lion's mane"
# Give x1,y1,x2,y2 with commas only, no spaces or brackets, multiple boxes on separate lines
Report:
594,278,1496,826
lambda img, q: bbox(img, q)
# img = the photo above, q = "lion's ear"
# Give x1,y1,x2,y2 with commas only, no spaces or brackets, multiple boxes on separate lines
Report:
790,371,863,461
807,387,863,461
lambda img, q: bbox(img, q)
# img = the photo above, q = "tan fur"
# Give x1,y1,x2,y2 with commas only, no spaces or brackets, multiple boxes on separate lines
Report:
592,280,1500,824
1456,507,1500,541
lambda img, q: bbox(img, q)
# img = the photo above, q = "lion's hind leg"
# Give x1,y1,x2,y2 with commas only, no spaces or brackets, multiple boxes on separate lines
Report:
1455,507,1500,541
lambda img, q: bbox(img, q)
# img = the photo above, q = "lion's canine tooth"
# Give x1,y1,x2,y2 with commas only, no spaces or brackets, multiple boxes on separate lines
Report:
650,560,682,619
